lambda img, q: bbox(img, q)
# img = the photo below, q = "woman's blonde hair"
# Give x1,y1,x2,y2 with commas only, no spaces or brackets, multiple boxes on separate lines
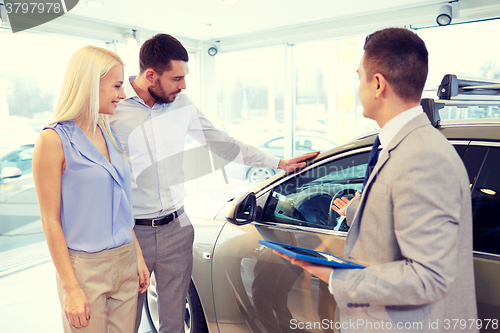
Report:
50,45,125,151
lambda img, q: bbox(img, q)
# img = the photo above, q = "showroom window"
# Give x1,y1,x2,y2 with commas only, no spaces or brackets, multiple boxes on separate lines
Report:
418,19,500,120
215,46,286,147
419,19,500,88
213,37,374,186
0,32,107,270
294,38,377,146
214,38,378,155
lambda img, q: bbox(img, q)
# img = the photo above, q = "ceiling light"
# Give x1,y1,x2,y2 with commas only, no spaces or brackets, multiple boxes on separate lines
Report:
86,1,103,8
223,0,240,5
123,30,137,47
436,4,452,26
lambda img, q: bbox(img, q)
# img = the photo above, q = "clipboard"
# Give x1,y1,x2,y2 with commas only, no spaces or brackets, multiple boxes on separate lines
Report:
259,240,365,269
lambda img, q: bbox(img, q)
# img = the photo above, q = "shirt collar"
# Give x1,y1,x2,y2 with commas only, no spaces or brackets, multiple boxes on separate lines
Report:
123,75,178,110
379,105,423,150
124,75,152,109
124,75,140,100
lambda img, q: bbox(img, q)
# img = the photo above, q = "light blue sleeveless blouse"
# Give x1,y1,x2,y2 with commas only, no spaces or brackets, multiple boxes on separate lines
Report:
44,120,134,253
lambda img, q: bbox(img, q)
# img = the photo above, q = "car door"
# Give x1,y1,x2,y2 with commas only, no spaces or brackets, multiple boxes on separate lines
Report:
211,148,370,333
463,143,500,332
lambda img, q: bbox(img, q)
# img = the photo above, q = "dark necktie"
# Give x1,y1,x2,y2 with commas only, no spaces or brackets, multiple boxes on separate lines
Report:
362,136,381,190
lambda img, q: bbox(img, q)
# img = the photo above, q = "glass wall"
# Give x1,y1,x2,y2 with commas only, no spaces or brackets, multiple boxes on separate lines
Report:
0,32,199,256
214,37,377,184
419,19,500,88
0,30,201,276
214,39,379,154
418,19,500,120
211,47,287,186
294,37,377,146
115,42,141,87
0,33,108,328
215,46,286,144
0,32,124,273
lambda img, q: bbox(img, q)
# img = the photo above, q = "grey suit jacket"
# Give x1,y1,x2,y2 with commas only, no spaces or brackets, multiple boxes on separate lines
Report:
330,114,478,332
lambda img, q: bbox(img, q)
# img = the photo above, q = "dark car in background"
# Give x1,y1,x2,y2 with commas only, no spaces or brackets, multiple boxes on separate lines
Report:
145,74,500,333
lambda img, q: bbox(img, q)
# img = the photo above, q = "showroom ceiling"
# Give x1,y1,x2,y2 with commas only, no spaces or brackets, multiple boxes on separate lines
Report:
67,0,451,40
1,0,500,48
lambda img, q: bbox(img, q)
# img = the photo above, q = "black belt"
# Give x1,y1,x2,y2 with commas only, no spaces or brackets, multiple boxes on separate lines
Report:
135,207,184,227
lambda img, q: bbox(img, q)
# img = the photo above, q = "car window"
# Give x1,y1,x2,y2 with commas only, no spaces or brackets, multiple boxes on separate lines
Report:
453,144,467,158
471,147,500,256
261,151,369,230
461,145,489,186
0,146,34,175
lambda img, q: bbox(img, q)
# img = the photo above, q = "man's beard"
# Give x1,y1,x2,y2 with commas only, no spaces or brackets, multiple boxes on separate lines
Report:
148,80,181,105
148,84,172,104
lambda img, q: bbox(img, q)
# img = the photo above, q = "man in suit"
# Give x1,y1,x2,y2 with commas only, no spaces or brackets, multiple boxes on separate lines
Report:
276,27,478,332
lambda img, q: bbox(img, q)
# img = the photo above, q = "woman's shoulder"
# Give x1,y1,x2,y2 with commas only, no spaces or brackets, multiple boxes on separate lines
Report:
34,126,65,173
44,119,75,131
36,126,64,153
43,120,77,140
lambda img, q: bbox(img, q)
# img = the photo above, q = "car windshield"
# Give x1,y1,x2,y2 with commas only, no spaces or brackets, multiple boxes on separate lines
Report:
262,152,369,230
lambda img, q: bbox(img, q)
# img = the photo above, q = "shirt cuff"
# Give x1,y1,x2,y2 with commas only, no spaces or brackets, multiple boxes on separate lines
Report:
328,267,335,295
265,155,281,169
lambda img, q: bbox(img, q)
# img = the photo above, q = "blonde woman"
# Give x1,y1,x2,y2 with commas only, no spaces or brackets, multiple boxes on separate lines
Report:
33,46,149,332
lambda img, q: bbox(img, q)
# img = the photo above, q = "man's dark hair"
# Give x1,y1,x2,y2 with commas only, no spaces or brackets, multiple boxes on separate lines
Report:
139,34,189,75
363,28,428,102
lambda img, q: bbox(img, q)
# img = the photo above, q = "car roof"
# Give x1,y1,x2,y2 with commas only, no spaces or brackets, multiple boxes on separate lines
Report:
0,144,35,160
252,118,500,194
313,118,500,165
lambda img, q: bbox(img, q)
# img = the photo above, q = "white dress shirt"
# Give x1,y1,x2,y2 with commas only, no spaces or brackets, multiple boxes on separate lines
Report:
328,105,424,291
110,76,280,219
378,105,423,154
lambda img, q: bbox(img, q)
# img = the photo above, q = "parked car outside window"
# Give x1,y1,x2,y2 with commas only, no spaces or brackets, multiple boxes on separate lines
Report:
225,133,338,183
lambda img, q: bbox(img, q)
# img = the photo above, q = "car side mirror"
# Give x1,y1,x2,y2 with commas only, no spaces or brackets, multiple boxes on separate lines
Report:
226,192,257,225
0,167,22,181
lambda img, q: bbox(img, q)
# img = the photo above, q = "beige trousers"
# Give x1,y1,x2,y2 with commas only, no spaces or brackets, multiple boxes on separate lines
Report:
56,242,138,333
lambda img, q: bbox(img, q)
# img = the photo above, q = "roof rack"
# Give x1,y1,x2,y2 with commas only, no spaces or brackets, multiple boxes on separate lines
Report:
437,74,500,100
421,74,500,128
420,98,444,127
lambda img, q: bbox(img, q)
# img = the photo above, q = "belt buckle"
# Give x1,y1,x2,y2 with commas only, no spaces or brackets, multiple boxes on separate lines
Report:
151,217,162,227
